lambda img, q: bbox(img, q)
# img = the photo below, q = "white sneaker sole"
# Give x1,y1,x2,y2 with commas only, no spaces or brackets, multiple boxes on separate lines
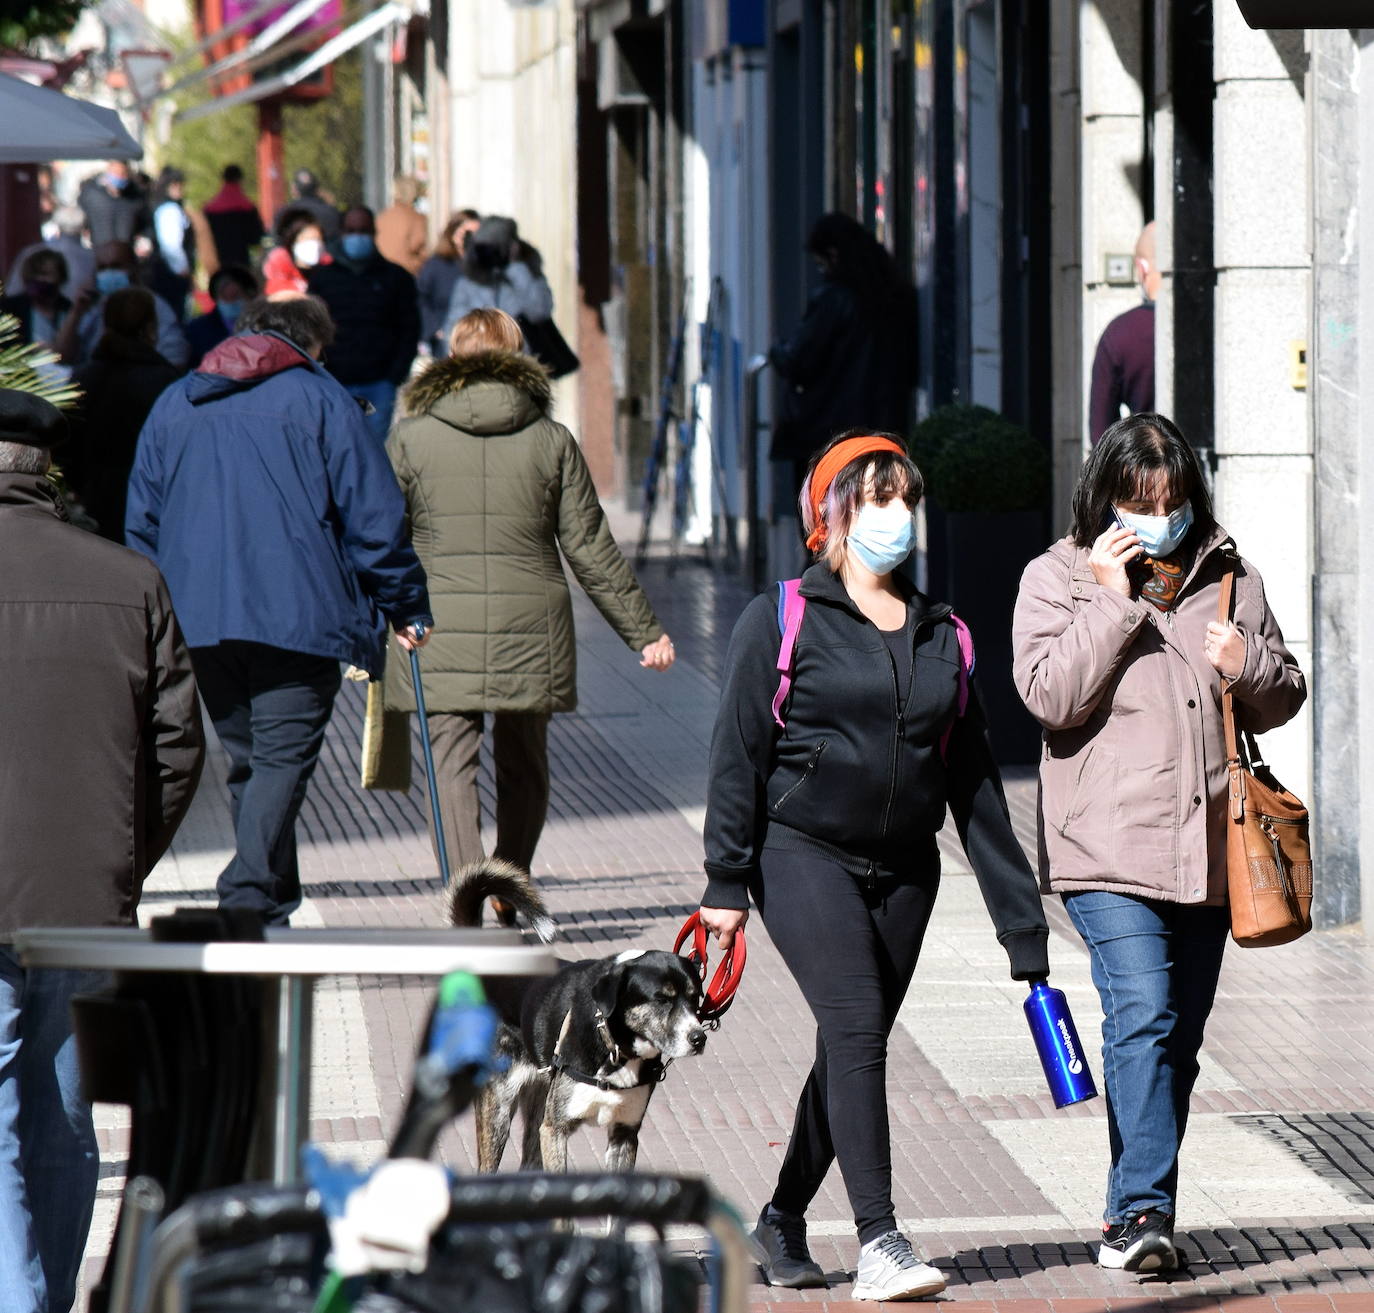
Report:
851,1269,947,1300
1097,1237,1177,1272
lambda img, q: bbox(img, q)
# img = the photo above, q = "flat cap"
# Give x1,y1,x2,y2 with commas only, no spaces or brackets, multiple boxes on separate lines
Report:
0,389,68,448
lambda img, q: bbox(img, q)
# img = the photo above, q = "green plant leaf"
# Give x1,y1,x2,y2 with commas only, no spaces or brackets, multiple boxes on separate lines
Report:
911,403,1049,513
0,309,83,410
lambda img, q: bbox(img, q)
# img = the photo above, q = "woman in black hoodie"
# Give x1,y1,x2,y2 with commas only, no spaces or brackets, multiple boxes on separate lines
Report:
699,432,1049,1301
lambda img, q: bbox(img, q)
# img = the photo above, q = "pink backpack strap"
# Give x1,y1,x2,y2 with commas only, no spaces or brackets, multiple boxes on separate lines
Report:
771,579,806,729
939,613,976,760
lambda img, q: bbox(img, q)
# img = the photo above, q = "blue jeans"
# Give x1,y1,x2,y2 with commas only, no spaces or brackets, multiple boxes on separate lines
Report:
1063,891,1229,1225
345,380,397,444
0,948,106,1313
192,642,342,925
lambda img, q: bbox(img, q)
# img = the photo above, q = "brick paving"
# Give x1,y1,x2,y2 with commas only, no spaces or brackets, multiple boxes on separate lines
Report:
83,509,1374,1313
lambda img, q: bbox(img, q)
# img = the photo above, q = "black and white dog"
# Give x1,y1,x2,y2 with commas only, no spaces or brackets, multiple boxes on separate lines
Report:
449,860,709,1173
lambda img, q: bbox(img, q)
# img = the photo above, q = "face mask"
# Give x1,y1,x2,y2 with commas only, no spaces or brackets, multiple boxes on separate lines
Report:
292,239,323,268
847,500,916,574
25,279,59,302
1114,500,1194,558
95,268,131,296
340,233,375,261
104,172,129,191
217,298,243,326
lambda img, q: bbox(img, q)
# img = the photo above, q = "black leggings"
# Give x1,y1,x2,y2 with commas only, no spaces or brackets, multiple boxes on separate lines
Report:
750,847,939,1243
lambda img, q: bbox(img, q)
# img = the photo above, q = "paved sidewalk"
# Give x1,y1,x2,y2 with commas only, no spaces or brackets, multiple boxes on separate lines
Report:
85,512,1374,1313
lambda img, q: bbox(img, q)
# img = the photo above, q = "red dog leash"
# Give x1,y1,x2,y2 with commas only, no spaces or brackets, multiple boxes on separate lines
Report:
674,912,746,1026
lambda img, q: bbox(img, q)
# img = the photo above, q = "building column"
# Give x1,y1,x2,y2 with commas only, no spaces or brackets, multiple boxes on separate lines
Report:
1210,7,1313,824
1047,0,1081,533
1051,0,1147,534
1357,32,1374,931
1310,29,1361,926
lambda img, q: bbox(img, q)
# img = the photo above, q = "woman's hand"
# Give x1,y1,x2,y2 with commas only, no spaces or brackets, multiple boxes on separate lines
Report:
698,905,748,950
640,633,675,671
1088,525,1145,598
1204,620,1246,680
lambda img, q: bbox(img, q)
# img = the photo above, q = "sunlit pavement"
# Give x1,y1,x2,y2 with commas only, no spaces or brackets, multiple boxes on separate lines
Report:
81,508,1374,1312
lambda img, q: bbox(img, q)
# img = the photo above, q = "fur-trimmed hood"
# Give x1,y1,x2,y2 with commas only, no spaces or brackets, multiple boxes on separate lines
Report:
402,350,552,437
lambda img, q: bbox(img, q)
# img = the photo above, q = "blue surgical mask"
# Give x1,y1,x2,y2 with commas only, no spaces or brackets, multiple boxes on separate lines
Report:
217,298,243,326
847,500,916,574
95,268,131,296
1114,501,1194,558
340,233,375,261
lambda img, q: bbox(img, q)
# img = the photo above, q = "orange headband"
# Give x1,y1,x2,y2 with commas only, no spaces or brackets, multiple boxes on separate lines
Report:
804,435,907,551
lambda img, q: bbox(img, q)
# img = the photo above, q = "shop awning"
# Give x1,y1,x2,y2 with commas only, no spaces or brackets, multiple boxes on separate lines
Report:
162,0,339,100
0,73,142,163
175,0,404,121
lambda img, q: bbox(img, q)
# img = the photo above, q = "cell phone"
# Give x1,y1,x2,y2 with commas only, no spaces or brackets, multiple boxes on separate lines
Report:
1109,513,1152,576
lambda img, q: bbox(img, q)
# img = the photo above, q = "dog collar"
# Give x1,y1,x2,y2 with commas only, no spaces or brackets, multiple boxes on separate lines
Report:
548,1054,666,1091
545,1009,667,1090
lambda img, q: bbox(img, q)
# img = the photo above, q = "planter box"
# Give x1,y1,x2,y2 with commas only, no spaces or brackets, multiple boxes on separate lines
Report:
937,509,1046,767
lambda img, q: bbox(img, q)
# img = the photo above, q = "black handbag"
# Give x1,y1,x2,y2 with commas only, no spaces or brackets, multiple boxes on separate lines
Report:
518,315,580,379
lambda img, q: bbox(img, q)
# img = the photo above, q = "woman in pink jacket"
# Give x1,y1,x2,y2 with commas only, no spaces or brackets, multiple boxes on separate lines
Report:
1012,413,1305,1276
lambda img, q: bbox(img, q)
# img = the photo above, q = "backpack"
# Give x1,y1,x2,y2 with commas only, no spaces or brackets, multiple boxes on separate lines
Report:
770,578,975,760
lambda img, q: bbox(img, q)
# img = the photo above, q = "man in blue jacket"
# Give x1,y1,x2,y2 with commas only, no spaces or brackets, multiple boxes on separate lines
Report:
126,294,432,924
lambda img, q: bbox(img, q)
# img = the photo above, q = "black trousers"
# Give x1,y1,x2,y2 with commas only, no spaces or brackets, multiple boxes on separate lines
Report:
192,642,342,924
751,847,939,1244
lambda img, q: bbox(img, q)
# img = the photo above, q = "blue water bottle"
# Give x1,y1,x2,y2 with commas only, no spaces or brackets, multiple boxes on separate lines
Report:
1023,980,1098,1108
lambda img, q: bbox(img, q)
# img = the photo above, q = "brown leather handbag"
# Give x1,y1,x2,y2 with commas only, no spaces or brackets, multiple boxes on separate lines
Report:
1218,566,1313,947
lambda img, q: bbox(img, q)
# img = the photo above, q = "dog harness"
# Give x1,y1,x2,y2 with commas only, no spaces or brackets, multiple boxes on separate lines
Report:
545,1009,666,1090
771,578,975,760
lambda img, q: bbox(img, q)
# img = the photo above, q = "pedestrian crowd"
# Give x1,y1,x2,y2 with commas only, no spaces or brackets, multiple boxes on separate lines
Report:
2,160,569,539
0,184,1308,1311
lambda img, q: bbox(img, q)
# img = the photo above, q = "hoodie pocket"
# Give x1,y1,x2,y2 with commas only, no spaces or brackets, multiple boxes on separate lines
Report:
770,740,828,814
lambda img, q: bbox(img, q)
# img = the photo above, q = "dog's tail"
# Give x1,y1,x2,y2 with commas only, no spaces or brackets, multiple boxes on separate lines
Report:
446,858,557,943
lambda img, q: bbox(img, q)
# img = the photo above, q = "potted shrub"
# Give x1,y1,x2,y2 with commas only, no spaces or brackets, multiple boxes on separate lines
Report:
911,403,1050,765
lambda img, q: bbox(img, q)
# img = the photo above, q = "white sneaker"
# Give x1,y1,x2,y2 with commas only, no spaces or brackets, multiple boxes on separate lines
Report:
851,1230,947,1301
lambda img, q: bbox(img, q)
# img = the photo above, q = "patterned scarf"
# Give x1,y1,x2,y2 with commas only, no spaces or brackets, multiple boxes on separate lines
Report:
1139,553,1186,611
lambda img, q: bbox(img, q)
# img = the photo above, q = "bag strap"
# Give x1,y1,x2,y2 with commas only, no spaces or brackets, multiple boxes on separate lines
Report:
771,588,976,757
938,613,976,761
771,579,806,729
1218,564,1247,821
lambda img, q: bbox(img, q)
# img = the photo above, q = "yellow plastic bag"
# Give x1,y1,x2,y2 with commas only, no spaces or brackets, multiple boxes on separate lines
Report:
360,680,412,791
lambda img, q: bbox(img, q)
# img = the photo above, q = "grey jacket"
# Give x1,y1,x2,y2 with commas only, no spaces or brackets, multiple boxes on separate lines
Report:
1012,529,1306,905
441,262,553,343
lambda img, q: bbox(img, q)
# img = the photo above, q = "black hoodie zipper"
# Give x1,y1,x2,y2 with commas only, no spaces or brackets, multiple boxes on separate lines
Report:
879,652,903,840
878,613,936,841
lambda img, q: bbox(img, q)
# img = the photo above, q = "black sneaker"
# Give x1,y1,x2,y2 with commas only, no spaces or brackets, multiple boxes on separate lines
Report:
1098,1209,1177,1272
748,1204,827,1288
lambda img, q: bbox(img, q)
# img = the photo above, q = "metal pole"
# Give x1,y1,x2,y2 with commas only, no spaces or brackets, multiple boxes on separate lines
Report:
256,97,285,229
742,354,770,593
410,627,451,885
105,1176,165,1313
269,974,313,1184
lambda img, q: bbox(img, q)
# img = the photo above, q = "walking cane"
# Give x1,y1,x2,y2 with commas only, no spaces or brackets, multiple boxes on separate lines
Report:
408,623,451,887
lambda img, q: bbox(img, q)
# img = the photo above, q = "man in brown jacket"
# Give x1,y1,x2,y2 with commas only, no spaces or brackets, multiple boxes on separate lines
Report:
375,175,428,276
0,389,204,1313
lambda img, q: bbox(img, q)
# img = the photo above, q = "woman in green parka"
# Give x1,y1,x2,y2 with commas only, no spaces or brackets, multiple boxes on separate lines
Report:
385,307,675,900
